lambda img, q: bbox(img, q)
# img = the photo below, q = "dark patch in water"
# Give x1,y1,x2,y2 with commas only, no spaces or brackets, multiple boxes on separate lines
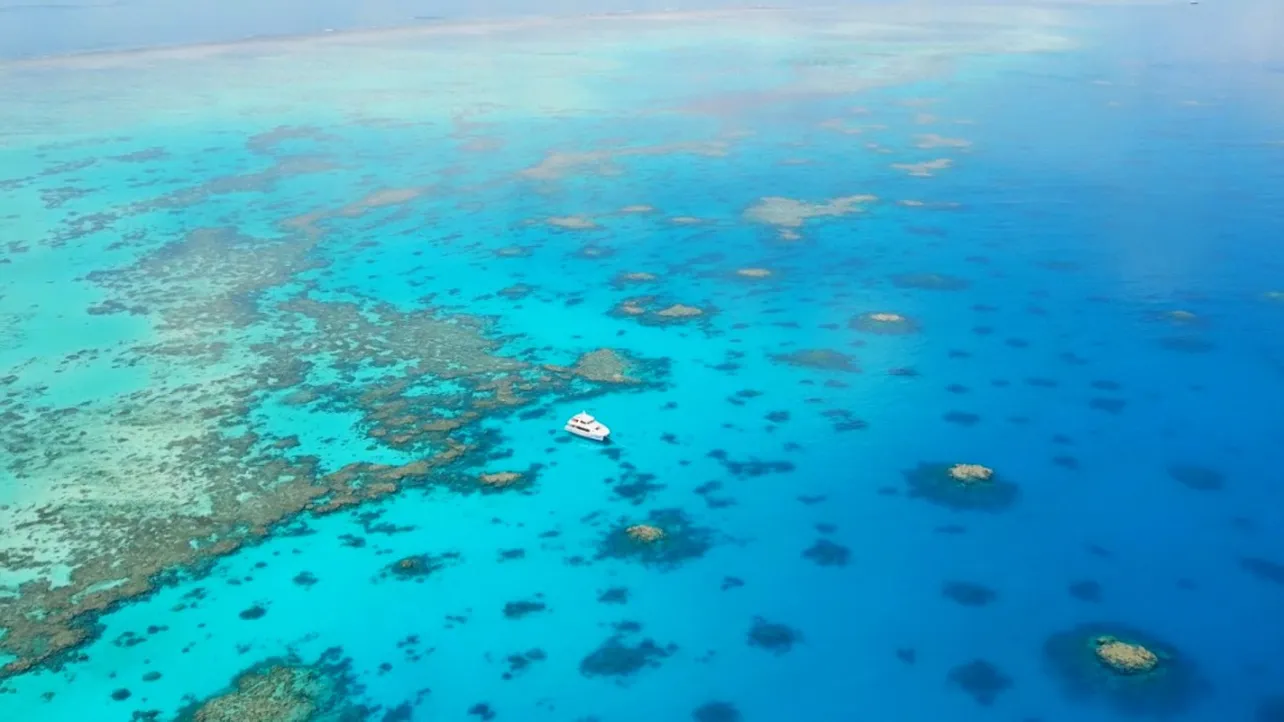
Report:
598,587,629,604
943,411,980,426
238,605,267,620
502,648,547,680
502,598,547,619
941,581,996,607
467,702,496,720
1241,557,1284,586
797,494,827,505
747,617,801,655
1257,697,1284,722
946,384,969,394
292,572,318,588
888,367,920,377
1089,397,1127,414
692,701,741,722
1053,455,1080,471
801,539,850,567
948,659,1012,706
1068,580,1101,602
721,576,745,591
896,648,917,664
935,524,967,535
579,626,675,678
1167,464,1224,491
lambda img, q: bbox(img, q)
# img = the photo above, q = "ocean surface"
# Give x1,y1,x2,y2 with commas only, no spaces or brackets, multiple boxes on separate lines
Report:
2,3,1283,721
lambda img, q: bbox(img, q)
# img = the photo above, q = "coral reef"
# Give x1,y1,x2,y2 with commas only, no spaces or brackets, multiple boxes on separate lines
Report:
1094,636,1159,675
949,659,1012,706
1044,622,1203,717
770,349,859,372
598,509,714,569
625,524,665,543
903,462,1018,511
478,472,524,490
172,650,366,722
747,617,801,655
579,623,676,678
610,296,714,327
948,463,993,483
850,311,920,335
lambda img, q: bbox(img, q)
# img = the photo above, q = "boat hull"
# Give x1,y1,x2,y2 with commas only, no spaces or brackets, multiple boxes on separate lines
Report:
565,425,610,442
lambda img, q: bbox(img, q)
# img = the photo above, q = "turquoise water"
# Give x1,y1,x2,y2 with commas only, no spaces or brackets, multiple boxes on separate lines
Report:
2,4,1283,721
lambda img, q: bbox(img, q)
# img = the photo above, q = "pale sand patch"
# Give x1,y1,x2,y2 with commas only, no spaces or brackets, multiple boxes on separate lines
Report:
519,141,730,181
914,113,938,125
891,158,953,177
743,194,877,228
914,134,972,149
656,304,704,318
865,142,893,154
338,187,425,217
778,229,802,241
736,268,772,278
779,158,814,166
898,199,961,209
670,216,705,225
619,205,654,213
547,215,599,230
619,272,657,282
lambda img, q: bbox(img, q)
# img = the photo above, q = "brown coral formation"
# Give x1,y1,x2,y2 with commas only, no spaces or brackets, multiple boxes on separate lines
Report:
656,304,704,318
617,272,657,283
626,524,665,543
479,472,523,488
1093,636,1160,675
611,296,711,326
949,464,994,484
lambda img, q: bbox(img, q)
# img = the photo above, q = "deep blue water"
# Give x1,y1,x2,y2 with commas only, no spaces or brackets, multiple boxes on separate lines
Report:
1,3,1283,722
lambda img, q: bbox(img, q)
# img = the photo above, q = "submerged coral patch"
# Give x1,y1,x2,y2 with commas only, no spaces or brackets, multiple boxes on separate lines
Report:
579,624,676,679
948,659,1012,706
770,348,859,372
850,312,920,334
693,701,742,721
172,650,367,722
1166,464,1224,491
1043,622,1203,717
940,581,996,607
802,539,851,567
597,509,714,569
890,272,970,291
747,617,802,655
903,462,1018,511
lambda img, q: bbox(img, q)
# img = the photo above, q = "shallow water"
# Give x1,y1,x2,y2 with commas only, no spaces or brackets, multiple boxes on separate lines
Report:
1,3,1283,721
